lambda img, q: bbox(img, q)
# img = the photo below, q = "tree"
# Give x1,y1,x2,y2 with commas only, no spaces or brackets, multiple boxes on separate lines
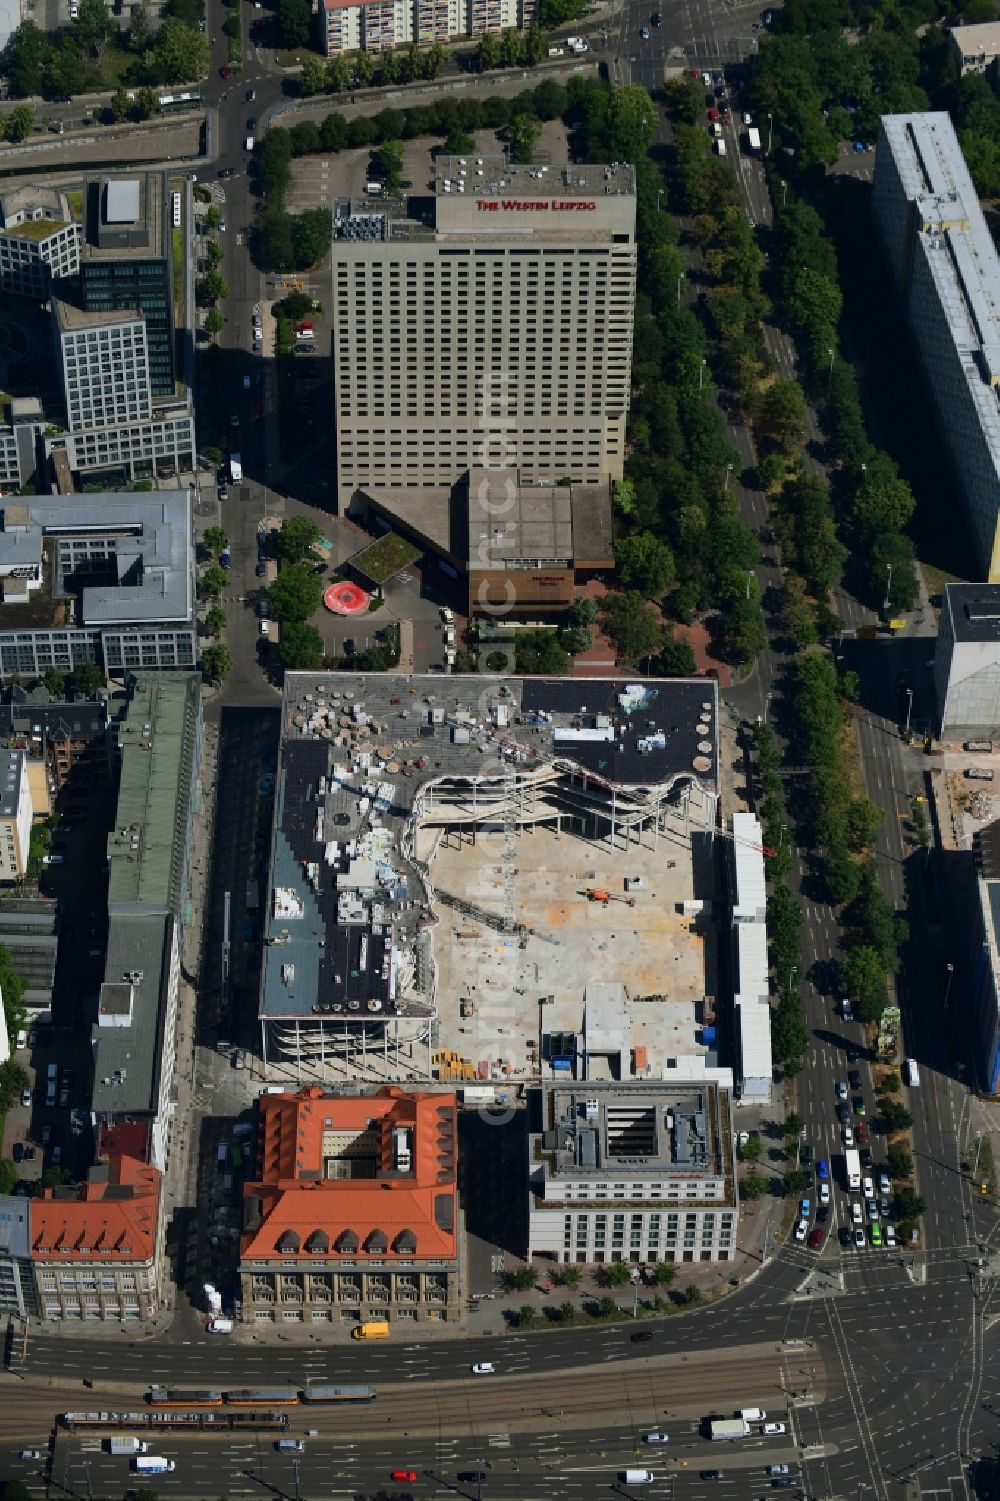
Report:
881,1099,913,1133
615,532,676,598
785,1111,804,1138
846,797,884,853
269,564,323,622
152,18,209,83
276,515,323,564
71,661,102,695
75,0,114,57
842,946,888,1023
783,1168,810,1196
599,591,663,664
740,1134,762,1162
478,31,502,70
893,1186,924,1220
280,621,326,670
278,0,311,45
684,1284,704,1306
2,1478,33,1501
203,525,228,558
3,23,49,98
741,1172,766,1199
606,1261,631,1286
201,642,233,683
652,1261,676,1285
353,50,374,86
276,289,315,322
597,1296,618,1319
512,1264,538,1290
561,1264,581,1286
559,1299,577,1324
300,55,327,95
567,597,598,627
129,2,150,51
201,564,228,597
43,667,65,696
886,1145,913,1180
508,112,542,163
291,206,333,269
134,85,158,120
45,36,85,101
0,1060,28,1111
424,40,446,77
204,308,225,336
198,269,228,305
41,1165,69,1189
514,629,570,675
755,379,807,456
379,138,404,196
5,104,33,142
205,605,227,637
111,84,132,120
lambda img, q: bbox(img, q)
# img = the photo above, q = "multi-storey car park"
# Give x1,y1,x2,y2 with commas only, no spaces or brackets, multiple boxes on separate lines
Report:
258,672,725,1090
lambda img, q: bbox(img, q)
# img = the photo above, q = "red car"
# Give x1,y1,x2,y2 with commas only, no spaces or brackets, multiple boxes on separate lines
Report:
857,1122,870,1146
807,1228,824,1251
391,1471,417,1483
707,106,718,121
220,64,230,78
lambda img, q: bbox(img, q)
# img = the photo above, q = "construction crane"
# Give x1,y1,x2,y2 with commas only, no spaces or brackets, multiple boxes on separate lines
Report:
583,888,636,908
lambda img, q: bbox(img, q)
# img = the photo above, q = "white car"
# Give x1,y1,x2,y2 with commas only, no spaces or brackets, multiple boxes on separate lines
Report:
19,1450,41,1462
842,1126,855,1148
21,1089,30,1107
763,1422,786,1436
850,1201,863,1225
440,606,455,623
793,1219,807,1243
818,1182,830,1205
862,1176,875,1199
471,1362,495,1375
885,1224,898,1248
768,1465,790,1476
643,1432,669,1444
260,619,270,637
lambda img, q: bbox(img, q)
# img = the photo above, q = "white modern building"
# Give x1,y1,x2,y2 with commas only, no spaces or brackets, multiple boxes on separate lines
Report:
949,20,1000,74
319,0,534,55
331,158,636,503
0,185,81,301
873,113,1000,579
0,750,33,882
50,301,195,486
526,1080,738,1265
728,811,772,1103
934,582,1000,735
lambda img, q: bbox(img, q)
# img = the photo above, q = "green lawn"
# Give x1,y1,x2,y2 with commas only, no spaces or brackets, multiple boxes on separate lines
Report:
348,531,421,585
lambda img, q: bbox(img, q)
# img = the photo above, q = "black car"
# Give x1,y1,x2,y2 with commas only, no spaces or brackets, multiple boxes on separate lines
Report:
247,116,257,131
256,561,266,577
219,167,236,179
343,638,356,656
652,9,661,20
800,1144,813,1166
701,1472,725,1481
772,1480,797,1490
848,1070,862,1091
12,1142,23,1163
816,1205,829,1224
630,1331,653,1342
838,1226,852,1247
860,1147,874,1170
836,1102,850,1125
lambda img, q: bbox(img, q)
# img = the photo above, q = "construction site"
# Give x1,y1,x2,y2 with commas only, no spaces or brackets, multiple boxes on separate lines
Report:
259,673,724,1089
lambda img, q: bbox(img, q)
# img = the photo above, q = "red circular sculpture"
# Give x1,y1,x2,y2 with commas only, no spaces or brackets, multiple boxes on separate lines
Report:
324,581,370,615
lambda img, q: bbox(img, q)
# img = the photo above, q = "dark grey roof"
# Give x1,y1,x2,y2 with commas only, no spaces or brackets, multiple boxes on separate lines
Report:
946,583,1000,642
91,912,172,1117
0,690,108,745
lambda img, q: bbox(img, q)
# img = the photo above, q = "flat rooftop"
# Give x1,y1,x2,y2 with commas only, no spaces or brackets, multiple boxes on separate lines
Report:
91,911,171,1117
532,1078,726,1178
262,674,718,1025
432,155,636,199
945,582,1000,642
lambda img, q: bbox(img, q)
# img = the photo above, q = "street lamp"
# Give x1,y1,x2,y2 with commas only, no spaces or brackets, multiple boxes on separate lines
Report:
676,272,683,307
904,687,913,738
827,346,835,393
781,179,787,207
787,965,798,992
699,358,707,393
657,188,664,213
778,823,787,849
943,962,955,1011
745,569,753,600
725,462,735,492
883,562,893,613
767,112,773,154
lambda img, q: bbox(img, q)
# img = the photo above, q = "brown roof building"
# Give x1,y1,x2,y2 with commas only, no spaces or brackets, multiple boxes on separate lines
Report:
240,1085,460,1327
30,1154,165,1323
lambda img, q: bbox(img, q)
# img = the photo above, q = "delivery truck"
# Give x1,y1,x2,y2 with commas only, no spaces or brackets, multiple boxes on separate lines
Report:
107,1436,148,1455
229,452,242,484
747,126,761,152
844,1147,862,1191
709,1417,749,1440
351,1320,390,1340
134,1456,176,1473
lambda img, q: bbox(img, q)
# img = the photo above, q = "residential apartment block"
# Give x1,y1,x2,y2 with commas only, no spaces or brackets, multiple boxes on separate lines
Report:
0,185,81,300
949,20,1000,74
0,750,33,881
319,0,532,55
527,1081,738,1264
874,113,1000,578
331,158,636,503
30,1154,165,1323
240,1086,460,1325
91,674,203,1172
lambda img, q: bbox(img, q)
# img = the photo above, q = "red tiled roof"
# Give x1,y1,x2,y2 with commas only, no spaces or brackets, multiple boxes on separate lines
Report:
31,1154,160,1262
241,1086,458,1263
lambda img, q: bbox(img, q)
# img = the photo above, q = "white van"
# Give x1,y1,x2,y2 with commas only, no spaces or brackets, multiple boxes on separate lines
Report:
208,1317,234,1334
245,135,255,152
739,1408,766,1423
903,1058,920,1086
217,1142,228,1166
621,1472,654,1486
